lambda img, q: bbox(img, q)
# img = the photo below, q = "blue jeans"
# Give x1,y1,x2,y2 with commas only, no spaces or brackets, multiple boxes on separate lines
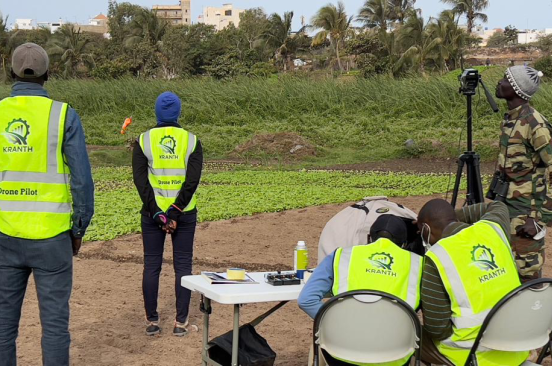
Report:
0,231,73,366
142,213,196,323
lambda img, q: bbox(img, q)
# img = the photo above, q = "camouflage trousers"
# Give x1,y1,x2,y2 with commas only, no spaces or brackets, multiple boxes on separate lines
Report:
510,216,546,283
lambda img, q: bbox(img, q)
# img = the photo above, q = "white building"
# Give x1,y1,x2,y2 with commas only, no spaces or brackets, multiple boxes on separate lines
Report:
518,28,552,44
198,4,244,31
14,19,34,30
473,25,503,47
37,19,64,34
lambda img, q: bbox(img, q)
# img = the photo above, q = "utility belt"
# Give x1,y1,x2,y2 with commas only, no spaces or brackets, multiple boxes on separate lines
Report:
486,171,509,202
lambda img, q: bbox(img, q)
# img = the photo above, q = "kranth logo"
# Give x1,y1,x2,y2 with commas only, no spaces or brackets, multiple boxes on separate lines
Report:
471,245,506,283
366,252,397,277
159,135,177,155
369,252,394,270
3,119,30,145
2,119,33,153
471,245,498,271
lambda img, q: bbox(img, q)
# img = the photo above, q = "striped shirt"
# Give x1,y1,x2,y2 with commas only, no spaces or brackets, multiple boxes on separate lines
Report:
421,201,511,340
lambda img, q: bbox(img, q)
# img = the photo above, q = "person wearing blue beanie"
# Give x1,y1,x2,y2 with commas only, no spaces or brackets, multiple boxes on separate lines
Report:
132,91,204,337
155,91,182,125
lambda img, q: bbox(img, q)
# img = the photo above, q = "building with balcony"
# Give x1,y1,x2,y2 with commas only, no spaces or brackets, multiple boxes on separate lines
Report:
153,1,191,25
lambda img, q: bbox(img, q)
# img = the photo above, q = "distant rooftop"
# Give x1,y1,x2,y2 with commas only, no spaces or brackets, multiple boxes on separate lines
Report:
94,13,108,20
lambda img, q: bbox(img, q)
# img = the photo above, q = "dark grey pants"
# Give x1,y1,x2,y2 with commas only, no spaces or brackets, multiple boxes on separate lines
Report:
0,231,73,366
142,213,196,324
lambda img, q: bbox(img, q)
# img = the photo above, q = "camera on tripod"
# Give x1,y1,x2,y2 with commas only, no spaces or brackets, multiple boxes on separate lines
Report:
459,69,480,95
450,68,500,208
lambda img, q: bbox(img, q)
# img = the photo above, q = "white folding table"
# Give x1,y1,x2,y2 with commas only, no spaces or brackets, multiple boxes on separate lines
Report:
181,272,304,366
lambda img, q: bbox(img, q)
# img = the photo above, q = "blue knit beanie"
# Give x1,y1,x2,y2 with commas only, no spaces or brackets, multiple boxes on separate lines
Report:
155,92,181,124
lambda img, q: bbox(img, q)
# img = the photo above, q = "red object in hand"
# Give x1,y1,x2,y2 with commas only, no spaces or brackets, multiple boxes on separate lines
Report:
121,117,133,135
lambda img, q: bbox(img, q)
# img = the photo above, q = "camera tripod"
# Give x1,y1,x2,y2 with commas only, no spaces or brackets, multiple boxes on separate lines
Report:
450,71,499,208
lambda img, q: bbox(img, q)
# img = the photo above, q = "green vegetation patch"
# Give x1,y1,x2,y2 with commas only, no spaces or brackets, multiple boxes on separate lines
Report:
87,167,462,241
2,73,549,164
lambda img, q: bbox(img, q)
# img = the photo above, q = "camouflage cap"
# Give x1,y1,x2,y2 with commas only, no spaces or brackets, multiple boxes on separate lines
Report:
11,43,49,78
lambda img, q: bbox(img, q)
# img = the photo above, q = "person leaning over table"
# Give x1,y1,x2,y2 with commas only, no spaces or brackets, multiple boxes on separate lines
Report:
417,199,527,366
132,91,203,337
0,43,94,366
298,214,422,366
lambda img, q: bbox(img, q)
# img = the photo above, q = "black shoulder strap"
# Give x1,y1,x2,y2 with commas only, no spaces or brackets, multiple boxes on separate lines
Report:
351,203,369,214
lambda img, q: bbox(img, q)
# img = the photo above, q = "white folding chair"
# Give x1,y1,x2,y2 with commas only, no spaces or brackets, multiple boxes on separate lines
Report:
465,278,552,366
313,290,422,366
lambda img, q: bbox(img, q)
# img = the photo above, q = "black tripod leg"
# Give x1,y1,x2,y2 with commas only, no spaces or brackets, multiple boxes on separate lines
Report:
466,154,485,205
451,157,466,208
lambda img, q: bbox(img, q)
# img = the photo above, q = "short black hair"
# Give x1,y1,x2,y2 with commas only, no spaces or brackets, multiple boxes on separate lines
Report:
418,199,456,231
370,214,408,246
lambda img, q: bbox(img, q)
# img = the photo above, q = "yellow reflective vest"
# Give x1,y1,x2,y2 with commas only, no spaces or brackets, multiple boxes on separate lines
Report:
426,220,528,366
0,96,71,239
139,126,197,212
332,238,423,366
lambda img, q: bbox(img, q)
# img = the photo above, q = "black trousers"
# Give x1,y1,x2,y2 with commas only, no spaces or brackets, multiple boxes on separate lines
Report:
141,213,197,323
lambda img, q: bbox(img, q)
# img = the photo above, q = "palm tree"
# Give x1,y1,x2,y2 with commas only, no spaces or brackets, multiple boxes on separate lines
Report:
264,11,295,71
389,0,417,24
428,10,466,72
311,1,353,71
427,15,452,73
358,0,390,31
395,11,441,74
127,8,169,50
441,0,489,33
48,24,95,77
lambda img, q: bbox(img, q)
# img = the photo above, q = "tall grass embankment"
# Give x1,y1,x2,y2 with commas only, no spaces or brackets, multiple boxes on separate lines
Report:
2,69,551,164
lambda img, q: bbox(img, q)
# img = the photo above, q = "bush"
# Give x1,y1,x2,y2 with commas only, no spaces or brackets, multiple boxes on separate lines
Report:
535,56,552,81
205,51,250,80
357,53,390,77
249,62,278,78
486,31,508,48
91,58,134,79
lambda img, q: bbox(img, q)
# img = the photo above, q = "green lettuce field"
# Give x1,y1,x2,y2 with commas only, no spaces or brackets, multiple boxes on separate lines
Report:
88,167,464,241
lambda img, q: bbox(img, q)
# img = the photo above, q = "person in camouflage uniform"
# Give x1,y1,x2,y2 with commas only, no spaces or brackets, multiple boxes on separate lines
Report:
495,65,550,282
542,170,552,225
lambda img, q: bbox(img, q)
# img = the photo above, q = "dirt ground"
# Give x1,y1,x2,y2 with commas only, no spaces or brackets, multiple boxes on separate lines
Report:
15,194,552,366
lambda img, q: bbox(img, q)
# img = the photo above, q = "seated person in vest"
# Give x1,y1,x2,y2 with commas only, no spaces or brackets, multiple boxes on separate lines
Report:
417,199,528,366
299,214,423,366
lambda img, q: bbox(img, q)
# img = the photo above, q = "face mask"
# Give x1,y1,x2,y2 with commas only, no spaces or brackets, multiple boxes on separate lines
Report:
534,221,546,241
421,223,431,252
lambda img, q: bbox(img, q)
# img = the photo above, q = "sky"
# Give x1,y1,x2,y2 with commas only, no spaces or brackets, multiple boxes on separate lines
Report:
1,0,552,32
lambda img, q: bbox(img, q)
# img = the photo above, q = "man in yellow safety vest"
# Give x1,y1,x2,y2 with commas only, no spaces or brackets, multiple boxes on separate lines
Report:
299,214,422,366
417,199,528,365
0,43,94,366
